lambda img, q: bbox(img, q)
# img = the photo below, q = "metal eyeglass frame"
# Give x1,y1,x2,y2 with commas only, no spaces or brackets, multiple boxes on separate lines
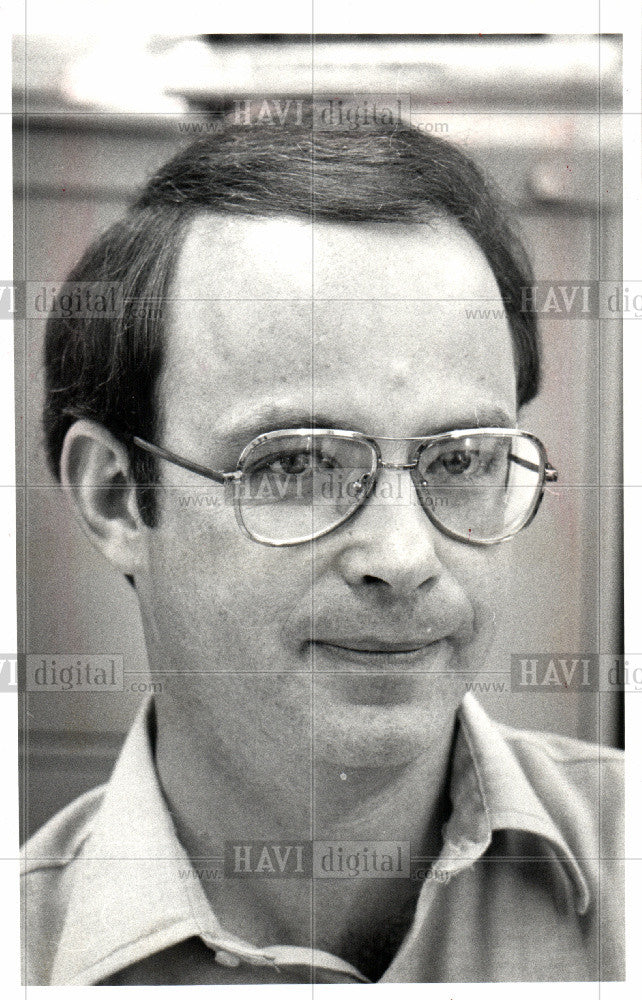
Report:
127,426,558,548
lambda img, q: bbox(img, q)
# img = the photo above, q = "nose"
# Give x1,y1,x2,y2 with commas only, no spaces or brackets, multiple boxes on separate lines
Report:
333,468,445,598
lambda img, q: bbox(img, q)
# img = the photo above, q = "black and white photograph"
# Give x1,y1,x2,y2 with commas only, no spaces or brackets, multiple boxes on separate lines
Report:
5,5,640,991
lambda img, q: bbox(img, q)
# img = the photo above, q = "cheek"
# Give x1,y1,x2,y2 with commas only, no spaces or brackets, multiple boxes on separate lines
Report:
448,543,511,633
140,505,311,652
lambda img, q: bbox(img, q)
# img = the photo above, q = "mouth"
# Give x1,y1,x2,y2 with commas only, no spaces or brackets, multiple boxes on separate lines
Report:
308,637,450,667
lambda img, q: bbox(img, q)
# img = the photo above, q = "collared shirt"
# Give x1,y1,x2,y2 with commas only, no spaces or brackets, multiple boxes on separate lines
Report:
21,693,624,984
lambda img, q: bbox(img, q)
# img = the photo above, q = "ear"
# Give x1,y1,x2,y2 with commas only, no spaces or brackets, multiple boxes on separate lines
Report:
59,419,149,576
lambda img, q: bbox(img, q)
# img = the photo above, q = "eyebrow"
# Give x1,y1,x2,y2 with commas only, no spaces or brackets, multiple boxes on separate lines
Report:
212,411,364,448
213,405,515,447
420,408,515,435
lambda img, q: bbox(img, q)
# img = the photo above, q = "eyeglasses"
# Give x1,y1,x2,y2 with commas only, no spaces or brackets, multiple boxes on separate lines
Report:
130,427,557,547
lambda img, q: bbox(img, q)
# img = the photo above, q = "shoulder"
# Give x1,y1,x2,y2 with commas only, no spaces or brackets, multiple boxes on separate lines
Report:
484,719,624,979
21,784,107,984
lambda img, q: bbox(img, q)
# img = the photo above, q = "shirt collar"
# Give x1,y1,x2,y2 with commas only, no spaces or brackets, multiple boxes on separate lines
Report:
51,692,589,985
443,692,590,914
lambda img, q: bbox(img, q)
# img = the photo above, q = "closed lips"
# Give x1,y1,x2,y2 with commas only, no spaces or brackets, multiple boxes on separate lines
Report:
307,637,451,666
316,640,433,653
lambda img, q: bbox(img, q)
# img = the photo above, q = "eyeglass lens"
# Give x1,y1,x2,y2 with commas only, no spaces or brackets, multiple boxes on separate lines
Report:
413,433,544,543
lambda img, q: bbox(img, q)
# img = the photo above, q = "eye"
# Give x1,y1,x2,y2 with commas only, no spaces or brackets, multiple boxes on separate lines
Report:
423,441,505,482
251,448,338,477
271,451,313,476
431,447,488,478
438,449,476,475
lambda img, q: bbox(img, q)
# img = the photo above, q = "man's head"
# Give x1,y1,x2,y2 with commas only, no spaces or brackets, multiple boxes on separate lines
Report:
45,114,543,780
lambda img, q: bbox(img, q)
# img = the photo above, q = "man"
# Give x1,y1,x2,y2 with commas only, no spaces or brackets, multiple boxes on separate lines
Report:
21,110,623,984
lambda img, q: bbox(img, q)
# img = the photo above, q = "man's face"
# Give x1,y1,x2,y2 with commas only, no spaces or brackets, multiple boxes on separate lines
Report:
135,213,517,775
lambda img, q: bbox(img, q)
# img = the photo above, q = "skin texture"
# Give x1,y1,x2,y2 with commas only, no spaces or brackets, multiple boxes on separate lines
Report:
61,213,518,969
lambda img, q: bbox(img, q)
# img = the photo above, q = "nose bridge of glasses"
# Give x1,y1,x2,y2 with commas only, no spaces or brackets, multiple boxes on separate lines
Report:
358,456,423,509
379,458,418,472
351,438,427,502
373,437,426,492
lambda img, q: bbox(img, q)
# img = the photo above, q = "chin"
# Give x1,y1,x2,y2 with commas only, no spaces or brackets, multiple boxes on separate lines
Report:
311,689,463,770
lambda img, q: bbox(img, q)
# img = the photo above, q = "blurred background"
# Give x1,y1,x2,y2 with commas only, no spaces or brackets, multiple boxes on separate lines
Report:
14,34,623,840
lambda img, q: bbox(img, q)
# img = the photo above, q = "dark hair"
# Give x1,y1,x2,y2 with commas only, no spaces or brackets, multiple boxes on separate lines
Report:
44,112,540,527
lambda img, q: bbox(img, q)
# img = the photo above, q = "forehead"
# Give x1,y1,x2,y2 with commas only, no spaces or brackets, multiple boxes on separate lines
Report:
161,213,517,444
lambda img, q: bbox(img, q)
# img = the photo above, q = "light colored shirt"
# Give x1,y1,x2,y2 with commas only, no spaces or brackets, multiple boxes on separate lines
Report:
21,693,624,984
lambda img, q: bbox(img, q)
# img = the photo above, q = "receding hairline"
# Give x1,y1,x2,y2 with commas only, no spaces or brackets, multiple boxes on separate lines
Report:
164,206,503,304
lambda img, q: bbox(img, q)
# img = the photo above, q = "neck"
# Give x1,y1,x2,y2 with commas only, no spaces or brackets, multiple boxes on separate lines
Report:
154,695,456,956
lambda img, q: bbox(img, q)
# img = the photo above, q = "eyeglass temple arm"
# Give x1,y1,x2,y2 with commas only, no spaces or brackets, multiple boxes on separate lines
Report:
509,452,558,482
59,407,237,485
131,436,240,484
